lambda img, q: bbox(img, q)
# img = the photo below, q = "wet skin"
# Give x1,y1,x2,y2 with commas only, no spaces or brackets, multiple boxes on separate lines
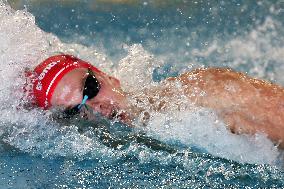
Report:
51,67,284,148
51,68,128,119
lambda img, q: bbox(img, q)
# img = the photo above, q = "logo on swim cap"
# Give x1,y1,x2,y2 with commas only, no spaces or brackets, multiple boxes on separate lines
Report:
38,61,58,81
36,81,42,91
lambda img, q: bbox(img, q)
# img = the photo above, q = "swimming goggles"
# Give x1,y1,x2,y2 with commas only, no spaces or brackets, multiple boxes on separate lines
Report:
64,68,101,116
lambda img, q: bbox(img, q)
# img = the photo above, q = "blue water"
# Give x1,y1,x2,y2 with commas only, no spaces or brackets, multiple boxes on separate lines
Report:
23,0,284,81
1,0,284,188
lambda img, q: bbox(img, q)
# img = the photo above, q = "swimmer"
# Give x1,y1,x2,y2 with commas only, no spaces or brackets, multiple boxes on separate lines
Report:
26,54,284,148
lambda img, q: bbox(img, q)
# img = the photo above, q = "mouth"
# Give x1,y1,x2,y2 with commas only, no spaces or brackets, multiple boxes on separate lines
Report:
109,107,129,122
110,108,119,119
103,105,120,119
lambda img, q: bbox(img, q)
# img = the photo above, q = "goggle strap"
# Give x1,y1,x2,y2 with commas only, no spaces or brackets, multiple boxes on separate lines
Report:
77,95,88,109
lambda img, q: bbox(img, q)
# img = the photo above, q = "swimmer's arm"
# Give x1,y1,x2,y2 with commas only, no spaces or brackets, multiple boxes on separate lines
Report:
173,68,284,147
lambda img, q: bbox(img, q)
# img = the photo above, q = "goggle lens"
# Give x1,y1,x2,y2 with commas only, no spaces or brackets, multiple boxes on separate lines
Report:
64,68,101,117
83,69,100,99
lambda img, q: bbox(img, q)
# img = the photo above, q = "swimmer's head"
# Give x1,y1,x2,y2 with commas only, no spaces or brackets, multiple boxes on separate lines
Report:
30,54,127,119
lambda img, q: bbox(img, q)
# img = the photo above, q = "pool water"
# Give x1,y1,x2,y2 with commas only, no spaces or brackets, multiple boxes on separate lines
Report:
1,0,284,188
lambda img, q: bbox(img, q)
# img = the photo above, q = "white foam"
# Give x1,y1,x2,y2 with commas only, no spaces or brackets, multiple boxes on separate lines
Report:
115,44,161,92
146,107,280,165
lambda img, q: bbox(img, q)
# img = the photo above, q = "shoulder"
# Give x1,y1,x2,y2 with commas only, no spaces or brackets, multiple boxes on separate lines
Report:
166,67,241,85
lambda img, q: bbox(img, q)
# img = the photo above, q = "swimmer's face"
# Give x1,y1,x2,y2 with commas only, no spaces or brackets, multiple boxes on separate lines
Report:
51,68,128,119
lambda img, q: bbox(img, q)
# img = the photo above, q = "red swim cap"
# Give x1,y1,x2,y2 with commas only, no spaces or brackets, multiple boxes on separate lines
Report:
32,54,101,109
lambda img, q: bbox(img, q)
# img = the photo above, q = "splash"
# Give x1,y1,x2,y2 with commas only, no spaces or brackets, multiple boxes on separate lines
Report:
146,107,280,165
0,1,283,166
114,44,162,92
0,2,116,159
